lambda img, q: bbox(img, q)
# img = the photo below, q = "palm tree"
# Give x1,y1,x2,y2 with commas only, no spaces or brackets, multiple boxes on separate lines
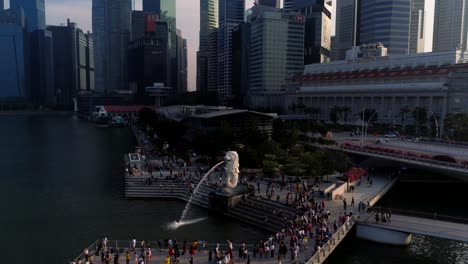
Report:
341,106,352,125
399,106,411,128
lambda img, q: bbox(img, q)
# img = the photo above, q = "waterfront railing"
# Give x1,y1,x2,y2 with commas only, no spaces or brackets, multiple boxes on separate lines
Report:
369,206,468,225
71,240,254,263
305,217,355,264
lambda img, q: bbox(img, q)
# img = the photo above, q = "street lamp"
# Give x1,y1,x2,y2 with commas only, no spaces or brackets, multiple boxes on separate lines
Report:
364,111,378,145
427,109,440,140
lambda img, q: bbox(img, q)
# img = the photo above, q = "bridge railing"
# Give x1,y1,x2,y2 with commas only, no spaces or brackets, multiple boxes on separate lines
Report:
70,240,254,263
305,217,355,264
341,146,468,171
370,206,468,225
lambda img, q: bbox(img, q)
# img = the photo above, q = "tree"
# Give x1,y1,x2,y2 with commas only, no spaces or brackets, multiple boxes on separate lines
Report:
272,120,299,149
262,154,279,177
444,113,468,140
330,106,341,125
399,106,411,127
359,109,378,124
282,156,304,176
341,106,351,125
412,107,428,136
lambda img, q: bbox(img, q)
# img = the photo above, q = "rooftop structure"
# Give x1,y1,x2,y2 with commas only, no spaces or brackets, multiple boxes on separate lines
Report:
304,50,468,75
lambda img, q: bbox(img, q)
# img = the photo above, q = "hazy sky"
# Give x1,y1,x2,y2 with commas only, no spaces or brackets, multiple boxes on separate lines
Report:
3,0,434,91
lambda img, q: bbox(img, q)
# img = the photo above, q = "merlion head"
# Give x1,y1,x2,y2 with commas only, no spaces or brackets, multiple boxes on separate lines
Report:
224,151,240,188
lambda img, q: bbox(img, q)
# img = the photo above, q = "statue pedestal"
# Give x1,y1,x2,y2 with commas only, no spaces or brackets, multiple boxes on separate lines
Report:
208,186,246,212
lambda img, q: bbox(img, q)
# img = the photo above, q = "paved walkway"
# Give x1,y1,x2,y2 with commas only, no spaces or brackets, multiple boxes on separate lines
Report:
360,214,468,243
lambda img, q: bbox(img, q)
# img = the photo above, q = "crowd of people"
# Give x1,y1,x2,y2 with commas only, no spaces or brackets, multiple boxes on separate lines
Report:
83,121,361,264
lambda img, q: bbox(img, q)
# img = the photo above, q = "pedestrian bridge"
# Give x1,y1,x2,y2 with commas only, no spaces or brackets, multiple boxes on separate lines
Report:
357,211,468,245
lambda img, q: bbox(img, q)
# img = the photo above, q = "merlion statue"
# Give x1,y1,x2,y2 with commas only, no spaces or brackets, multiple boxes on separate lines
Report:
224,151,240,189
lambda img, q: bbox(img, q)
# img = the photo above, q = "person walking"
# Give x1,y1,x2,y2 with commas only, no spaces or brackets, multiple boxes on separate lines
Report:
351,197,355,207
125,251,131,264
270,244,275,258
343,198,347,210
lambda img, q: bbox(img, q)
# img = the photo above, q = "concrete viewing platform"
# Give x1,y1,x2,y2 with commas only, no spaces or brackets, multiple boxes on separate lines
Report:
70,174,397,264
357,213,468,244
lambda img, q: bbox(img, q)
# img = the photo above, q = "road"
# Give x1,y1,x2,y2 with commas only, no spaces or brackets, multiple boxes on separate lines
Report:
333,132,468,160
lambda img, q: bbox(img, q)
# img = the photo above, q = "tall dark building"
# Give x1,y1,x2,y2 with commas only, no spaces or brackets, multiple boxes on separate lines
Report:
10,0,55,105
177,29,188,94
218,0,245,104
143,0,177,91
288,0,332,64
128,18,170,103
0,0,4,11
360,0,425,55
232,23,251,108
47,19,94,107
197,0,218,93
92,0,132,93
207,29,219,94
255,0,279,7
335,0,360,60
10,0,45,32
29,29,55,105
0,8,28,100
143,0,176,17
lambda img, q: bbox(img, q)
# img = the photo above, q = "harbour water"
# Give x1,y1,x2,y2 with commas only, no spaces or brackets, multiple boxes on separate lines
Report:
0,113,466,263
0,113,266,263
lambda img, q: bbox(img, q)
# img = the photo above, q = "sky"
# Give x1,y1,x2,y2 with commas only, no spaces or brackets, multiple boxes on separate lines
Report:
3,0,434,91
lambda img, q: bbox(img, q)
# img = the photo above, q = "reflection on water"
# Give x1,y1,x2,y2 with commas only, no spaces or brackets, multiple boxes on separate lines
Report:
0,114,267,263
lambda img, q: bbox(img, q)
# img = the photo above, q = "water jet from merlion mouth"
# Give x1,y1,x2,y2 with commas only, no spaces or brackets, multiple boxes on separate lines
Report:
169,160,225,229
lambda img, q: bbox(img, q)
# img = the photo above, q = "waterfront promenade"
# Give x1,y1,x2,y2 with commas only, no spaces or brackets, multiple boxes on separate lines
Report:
71,123,400,263
359,213,468,243
73,173,395,264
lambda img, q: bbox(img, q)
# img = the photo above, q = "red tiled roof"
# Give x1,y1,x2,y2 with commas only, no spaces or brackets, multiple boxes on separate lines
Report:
291,63,468,83
103,105,155,113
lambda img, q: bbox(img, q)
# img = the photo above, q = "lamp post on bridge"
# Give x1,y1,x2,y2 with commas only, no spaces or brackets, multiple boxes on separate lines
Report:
364,111,378,146
427,109,440,140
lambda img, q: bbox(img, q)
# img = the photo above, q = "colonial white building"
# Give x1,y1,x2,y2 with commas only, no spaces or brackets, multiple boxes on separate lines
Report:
284,50,468,131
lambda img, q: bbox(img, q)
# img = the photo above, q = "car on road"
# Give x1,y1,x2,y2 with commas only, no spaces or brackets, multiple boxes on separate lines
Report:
384,132,399,138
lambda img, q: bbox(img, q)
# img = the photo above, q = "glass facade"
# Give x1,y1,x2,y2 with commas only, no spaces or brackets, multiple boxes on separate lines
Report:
92,0,131,93
0,8,26,99
360,0,417,55
218,0,245,104
10,0,45,32
197,0,218,92
433,0,468,52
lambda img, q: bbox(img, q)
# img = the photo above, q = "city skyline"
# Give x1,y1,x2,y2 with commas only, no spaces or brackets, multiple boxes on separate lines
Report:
2,0,435,91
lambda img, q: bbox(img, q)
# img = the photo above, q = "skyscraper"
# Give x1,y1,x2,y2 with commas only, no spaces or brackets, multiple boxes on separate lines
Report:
283,0,294,12
92,0,132,93
0,8,27,99
10,0,45,32
255,0,280,8
128,19,170,103
218,0,245,105
143,0,176,17
177,29,188,94
433,0,468,51
409,0,425,53
335,0,360,60
287,0,332,64
47,20,94,107
248,9,305,109
143,0,177,90
208,29,219,94
0,0,4,11
197,0,218,93
359,0,425,55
